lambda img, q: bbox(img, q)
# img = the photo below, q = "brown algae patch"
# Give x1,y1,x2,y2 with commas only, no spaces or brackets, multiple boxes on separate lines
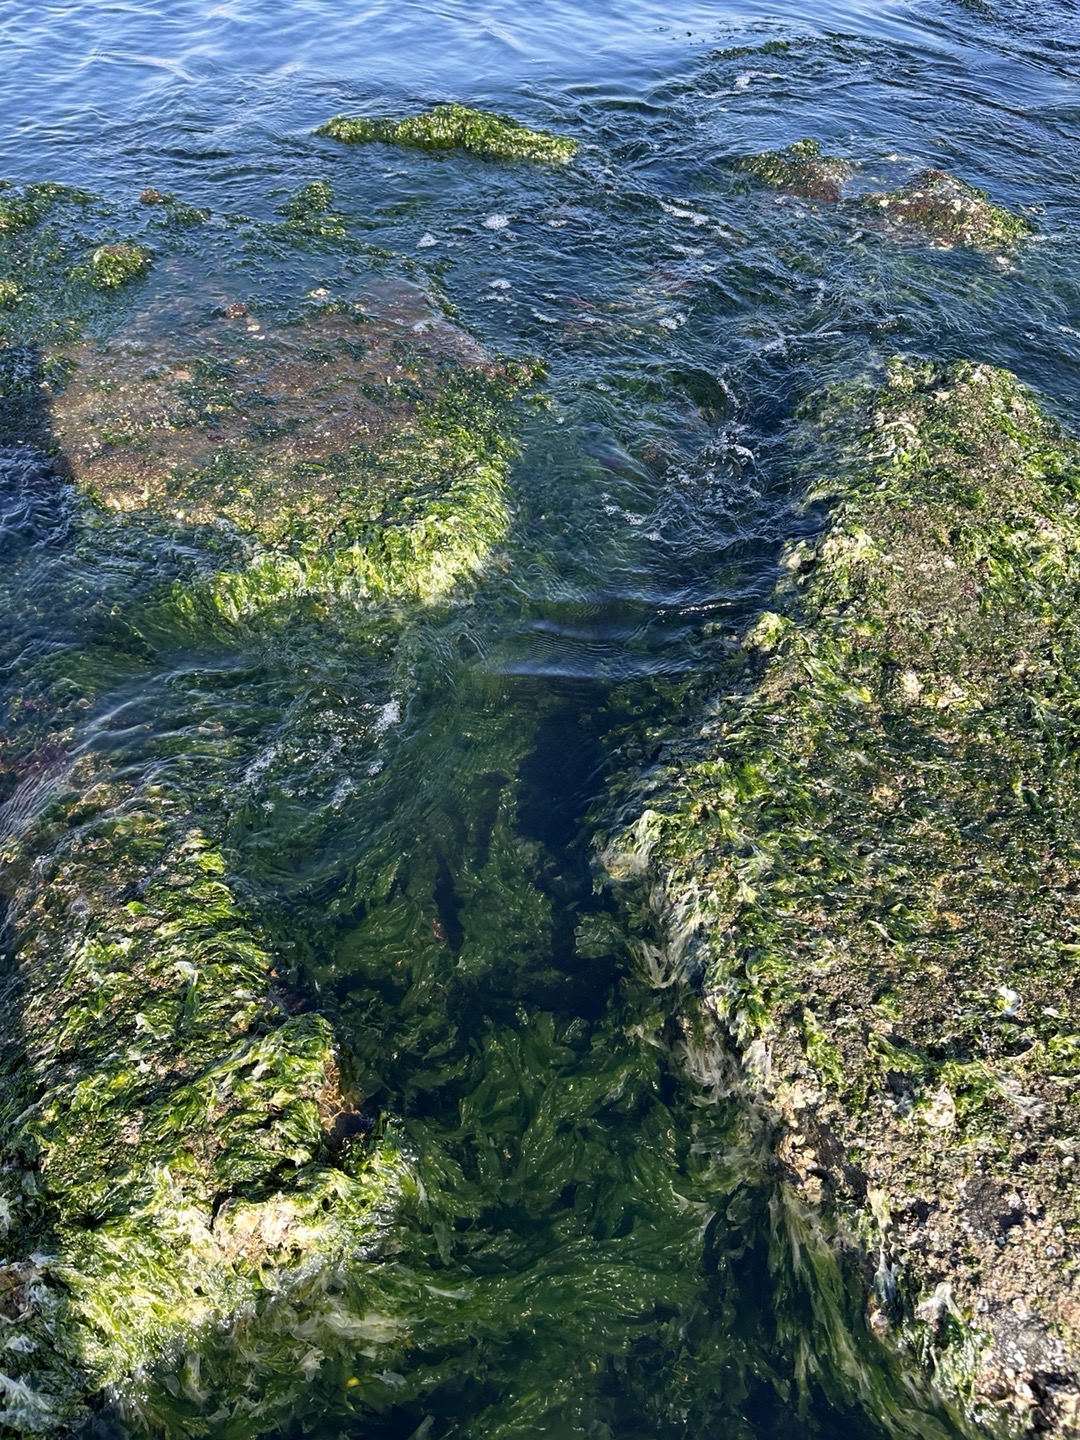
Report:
863,169,1032,249
738,138,854,203
317,103,577,163
48,277,530,618
0,764,410,1435
602,360,1080,1434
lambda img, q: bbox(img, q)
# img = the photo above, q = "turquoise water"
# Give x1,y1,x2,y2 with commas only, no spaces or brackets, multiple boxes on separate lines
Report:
1,0,1079,1435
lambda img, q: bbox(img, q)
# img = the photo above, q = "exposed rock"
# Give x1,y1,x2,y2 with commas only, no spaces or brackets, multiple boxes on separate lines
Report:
602,359,1080,1434
863,168,1032,248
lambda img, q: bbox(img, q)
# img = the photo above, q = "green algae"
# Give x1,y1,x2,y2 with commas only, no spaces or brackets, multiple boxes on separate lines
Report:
863,169,1032,249
137,188,210,226
0,183,93,238
0,764,412,1435
719,39,792,58
275,179,347,241
317,104,577,164
738,138,854,203
79,243,153,290
47,288,532,622
0,184,112,353
600,358,1080,1431
0,158,1045,1440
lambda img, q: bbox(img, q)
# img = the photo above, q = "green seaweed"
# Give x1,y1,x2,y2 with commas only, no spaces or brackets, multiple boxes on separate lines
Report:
138,188,210,225
0,766,412,1435
276,179,347,240
79,242,153,289
0,183,93,237
317,104,577,164
737,138,854,203
600,358,1080,1429
719,39,792,58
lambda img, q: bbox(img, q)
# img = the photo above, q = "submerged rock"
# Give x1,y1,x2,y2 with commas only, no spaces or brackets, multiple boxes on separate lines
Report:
317,104,577,164
863,168,1032,248
0,218,541,1432
602,359,1080,1434
47,276,529,619
737,138,854,202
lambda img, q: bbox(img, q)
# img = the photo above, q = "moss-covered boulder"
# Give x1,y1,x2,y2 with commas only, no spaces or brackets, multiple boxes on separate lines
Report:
47,278,529,620
317,104,576,164
737,138,854,202
0,760,412,1435
601,360,1080,1434
863,169,1032,249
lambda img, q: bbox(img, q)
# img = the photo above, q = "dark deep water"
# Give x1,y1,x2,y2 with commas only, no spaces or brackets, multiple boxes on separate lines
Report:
1,0,1079,1435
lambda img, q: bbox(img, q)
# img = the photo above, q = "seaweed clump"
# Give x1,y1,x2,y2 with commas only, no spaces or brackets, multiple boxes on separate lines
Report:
738,138,853,203
317,103,577,163
82,242,153,289
864,169,1032,249
602,360,1080,1433
0,182,93,237
138,187,210,226
0,765,411,1434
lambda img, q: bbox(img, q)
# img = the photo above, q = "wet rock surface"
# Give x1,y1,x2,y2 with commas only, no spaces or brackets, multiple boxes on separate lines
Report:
862,169,1032,249
47,275,525,618
603,360,1080,1436
316,104,577,164
737,138,854,203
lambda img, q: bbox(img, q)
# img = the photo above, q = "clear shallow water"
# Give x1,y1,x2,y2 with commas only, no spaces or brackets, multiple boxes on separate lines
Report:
2,0,1080,1435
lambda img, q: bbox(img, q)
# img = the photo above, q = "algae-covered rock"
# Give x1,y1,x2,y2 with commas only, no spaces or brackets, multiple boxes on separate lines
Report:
317,103,577,163
602,359,1080,1433
738,138,854,203
81,243,153,289
47,277,530,619
136,188,210,225
864,168,1032,249
0,762,412,1435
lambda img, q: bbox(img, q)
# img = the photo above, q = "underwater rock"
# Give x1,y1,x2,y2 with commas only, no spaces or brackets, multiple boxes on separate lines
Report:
47,276,530,619
0,183,92,238
601,359,1080,1435
316,103,577,163
737,138,854,202
0,212,538,1432
863,168,1032,248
